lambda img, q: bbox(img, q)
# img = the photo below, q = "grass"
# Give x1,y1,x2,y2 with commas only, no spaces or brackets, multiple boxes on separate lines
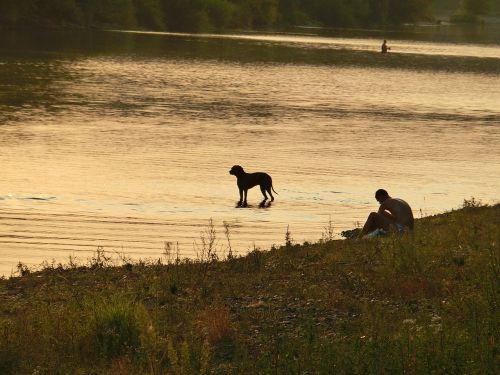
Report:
0,202,498,374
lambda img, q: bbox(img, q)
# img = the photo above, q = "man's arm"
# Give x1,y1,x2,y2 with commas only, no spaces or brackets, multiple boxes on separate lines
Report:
378,202,396,221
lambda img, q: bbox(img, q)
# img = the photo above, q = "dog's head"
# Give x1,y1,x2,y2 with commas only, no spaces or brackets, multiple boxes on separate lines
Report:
229,165,244,176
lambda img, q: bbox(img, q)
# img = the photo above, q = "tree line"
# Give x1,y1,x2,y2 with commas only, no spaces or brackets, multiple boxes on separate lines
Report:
449,0,496,23
0,0,434,31
0,0,493,31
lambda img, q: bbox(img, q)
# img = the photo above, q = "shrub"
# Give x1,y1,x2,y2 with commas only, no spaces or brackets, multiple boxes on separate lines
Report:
84,296,147,360
201,304,233,344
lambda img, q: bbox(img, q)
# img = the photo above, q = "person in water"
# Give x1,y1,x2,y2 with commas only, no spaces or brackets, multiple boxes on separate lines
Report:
360,189,414,237
381,40,390,53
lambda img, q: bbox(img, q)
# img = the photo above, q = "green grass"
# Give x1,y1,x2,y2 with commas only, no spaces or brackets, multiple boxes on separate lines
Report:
0,203,498,374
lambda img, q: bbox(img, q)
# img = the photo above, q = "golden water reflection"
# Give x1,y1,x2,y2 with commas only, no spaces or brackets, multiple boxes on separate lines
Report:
0,31,499,275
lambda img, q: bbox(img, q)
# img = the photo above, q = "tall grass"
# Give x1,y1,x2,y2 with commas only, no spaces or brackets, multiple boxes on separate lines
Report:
84,296,145,360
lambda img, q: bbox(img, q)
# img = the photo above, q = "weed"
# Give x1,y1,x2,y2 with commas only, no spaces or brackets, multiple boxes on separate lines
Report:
163,241,173,264
223,221,234,260
199,339,211,375
16,262,30,277
166,338,200,375
84,295,146,360
463,197,483,208
201,304,233,345
195,218,219,264
88,246,112,268
321,215,335,242
285,225,293,248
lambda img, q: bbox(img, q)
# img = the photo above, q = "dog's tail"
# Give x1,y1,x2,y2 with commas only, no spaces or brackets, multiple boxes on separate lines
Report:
272,186,278,195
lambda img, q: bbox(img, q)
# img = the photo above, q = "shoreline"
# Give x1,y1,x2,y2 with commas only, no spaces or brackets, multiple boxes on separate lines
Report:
3,201,496,280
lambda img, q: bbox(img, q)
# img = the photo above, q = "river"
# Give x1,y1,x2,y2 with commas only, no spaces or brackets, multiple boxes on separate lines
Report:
1,26,499,276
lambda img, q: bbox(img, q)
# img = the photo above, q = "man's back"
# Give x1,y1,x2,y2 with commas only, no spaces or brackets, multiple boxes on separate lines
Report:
379,198,414,229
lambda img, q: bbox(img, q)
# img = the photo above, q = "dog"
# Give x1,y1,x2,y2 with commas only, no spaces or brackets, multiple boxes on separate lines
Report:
229,165,277,207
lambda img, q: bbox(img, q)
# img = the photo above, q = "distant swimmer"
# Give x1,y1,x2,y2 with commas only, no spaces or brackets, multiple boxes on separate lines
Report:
360,189,414,237
381,40,390,53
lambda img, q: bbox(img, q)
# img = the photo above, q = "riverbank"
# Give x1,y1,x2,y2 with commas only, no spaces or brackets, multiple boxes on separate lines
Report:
0,202,498,374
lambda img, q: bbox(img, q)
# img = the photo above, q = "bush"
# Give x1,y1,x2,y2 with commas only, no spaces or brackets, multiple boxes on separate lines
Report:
84,296,147,360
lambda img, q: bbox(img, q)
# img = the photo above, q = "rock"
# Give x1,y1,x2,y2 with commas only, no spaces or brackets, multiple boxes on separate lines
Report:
247,300,266,308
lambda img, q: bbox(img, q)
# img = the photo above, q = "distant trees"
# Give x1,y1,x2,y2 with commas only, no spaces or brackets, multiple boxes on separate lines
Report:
36,0,82,26
0,0,37,27
451,0,492,23
205,0,234,29
0,0,436,31
94,0,137,28
386,0,434,24
134,0,164,30
299,0,434,27
460,0,491,16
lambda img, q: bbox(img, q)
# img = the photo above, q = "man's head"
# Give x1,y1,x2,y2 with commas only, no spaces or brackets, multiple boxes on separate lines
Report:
375,189,389,203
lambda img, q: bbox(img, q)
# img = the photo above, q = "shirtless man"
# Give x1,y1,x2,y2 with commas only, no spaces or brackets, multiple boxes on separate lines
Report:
360,189,414,236
381,40,390,53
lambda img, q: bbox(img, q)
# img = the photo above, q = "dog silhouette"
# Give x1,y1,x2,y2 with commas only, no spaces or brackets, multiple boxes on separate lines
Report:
229,165,277,207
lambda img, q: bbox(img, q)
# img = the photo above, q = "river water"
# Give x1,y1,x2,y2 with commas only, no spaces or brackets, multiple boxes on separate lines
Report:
1,27,499,276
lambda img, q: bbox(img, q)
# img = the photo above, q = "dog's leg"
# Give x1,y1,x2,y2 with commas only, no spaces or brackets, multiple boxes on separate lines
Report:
238,188,243,206
267,187,274,202
243,189,248,207
260,185,268,201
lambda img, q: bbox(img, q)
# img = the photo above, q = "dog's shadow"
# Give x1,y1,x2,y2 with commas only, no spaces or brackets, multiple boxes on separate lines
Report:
235,201,273,209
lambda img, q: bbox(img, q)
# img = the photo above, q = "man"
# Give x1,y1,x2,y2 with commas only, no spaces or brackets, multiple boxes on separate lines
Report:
381,40,390,53
360,189,414,237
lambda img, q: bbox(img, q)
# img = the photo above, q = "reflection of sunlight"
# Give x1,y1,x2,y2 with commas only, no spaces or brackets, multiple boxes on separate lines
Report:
110,29,500,59
1,30,500,276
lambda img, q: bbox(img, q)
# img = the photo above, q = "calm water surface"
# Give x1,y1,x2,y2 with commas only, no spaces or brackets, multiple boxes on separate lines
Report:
1,28,499,276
